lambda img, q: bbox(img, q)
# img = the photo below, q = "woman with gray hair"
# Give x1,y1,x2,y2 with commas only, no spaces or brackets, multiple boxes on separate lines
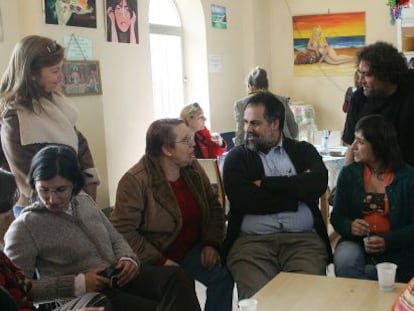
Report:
234,66,298,145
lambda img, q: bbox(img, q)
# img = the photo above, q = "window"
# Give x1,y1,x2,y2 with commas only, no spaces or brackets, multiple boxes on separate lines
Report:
149,0,185,119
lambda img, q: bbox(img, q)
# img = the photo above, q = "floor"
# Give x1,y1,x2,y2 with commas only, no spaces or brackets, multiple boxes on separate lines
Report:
195,281,239,311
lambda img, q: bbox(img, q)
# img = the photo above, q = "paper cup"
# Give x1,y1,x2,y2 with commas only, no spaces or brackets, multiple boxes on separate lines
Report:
376,262,397,292
239,298,258,311
363,235,381,253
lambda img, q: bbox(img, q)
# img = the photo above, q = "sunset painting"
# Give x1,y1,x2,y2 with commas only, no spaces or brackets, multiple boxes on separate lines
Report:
292,12,366,76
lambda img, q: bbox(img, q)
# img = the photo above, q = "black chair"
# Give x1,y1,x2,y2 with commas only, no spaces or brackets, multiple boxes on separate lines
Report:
220,131,235,150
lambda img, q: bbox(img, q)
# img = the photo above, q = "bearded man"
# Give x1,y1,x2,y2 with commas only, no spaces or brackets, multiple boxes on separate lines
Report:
222,92,332,299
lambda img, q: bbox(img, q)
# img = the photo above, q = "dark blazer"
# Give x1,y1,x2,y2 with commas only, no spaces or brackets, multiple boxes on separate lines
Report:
222,137,332,262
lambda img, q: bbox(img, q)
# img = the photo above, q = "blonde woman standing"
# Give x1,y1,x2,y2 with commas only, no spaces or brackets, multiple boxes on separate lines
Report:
0,35,100,217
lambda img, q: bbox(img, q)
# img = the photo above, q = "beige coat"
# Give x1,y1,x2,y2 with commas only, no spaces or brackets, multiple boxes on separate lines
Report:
0,95,99,199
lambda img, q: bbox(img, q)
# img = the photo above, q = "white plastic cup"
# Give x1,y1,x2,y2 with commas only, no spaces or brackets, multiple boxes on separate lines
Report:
363,235,380,252
239,298,258,311
376,262,397,292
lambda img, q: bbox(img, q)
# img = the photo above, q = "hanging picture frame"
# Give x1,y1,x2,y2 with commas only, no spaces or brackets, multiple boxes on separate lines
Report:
0,6,3,42
105,0,139,44
292,12,366,76
44,0,97,28
62,60,102,96
211,4,227,29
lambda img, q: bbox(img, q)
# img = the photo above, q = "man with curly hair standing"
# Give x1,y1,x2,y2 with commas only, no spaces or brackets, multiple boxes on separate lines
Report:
342,41,414,166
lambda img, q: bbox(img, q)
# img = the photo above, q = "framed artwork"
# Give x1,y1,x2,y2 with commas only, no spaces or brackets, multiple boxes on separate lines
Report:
211,4,227,29
62,60,102,96
44,0,97,28
105,0,139,44
0,7,3,42
292,12,366,76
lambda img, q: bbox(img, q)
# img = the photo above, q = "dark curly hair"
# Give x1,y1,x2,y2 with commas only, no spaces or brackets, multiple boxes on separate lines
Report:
357,41,408,84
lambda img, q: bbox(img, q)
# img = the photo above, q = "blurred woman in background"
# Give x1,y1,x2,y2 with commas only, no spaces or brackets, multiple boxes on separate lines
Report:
234,67,298,145
181,103,227,159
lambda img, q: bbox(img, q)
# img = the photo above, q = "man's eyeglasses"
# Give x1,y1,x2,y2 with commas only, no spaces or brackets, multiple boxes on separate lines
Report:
356,69,372,78
175,135,194,146
46,41,58,54
37,185,73,198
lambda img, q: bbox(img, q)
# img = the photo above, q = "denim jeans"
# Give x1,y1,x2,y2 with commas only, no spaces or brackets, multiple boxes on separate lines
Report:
334,240,377,280
181,244,234,311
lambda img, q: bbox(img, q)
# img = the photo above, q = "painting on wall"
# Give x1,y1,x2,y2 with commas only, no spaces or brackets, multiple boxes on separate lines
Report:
292,12,365,76
0,7,3,42
62,60,102,96
105,0,139,44
211,4,227,29
44,0,97,28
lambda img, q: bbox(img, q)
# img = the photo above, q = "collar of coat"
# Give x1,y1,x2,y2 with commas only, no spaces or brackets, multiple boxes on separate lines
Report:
142,155,207,219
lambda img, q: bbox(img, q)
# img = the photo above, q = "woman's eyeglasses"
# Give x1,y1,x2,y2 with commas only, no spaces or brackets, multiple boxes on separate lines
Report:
175,135,194,146
46,41,58,54
37,185,73,198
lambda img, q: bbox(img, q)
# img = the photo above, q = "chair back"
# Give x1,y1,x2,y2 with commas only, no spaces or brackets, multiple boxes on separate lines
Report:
220,131,235,150
197,159,225,210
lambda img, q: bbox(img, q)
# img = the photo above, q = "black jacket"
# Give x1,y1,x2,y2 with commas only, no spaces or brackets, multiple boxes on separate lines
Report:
342,70,414,166
221,137,332,262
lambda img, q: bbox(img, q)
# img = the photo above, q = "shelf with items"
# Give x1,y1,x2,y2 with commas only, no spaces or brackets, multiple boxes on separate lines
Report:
397,5,414,61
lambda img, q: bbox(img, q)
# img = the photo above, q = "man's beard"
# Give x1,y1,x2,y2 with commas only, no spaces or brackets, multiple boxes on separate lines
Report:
245,133,273,153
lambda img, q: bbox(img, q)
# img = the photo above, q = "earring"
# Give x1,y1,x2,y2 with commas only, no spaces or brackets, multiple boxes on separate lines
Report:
166,152,172,157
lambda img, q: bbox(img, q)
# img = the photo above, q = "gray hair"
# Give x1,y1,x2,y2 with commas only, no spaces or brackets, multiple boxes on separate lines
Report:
246,66,268,90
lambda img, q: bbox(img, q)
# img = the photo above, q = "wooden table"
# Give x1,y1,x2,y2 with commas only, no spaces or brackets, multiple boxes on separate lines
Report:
253,272,405,311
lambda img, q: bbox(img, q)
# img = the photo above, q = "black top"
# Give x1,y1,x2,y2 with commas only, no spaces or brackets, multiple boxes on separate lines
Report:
342,70,414,166
221,137,332,262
